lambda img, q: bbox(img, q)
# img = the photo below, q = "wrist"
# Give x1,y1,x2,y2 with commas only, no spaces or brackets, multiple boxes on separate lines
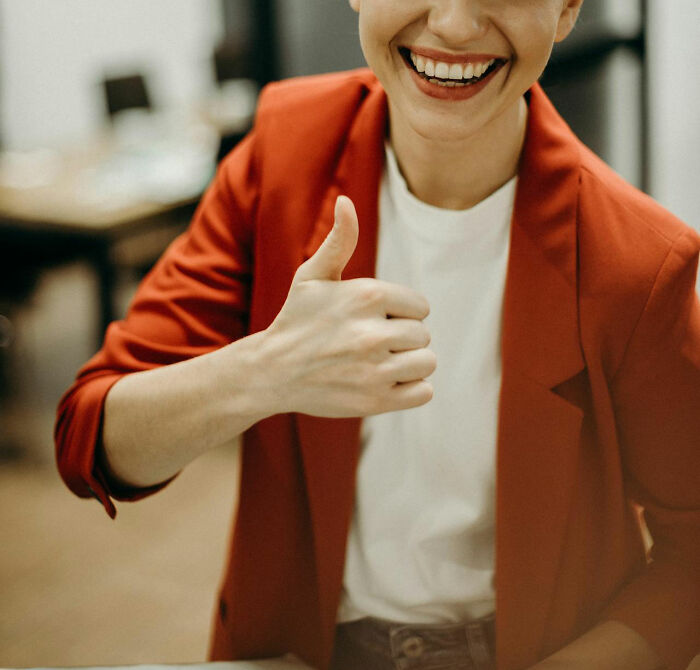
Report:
217,328,292,420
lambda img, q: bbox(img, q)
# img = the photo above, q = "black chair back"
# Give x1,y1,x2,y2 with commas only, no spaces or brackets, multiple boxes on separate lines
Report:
103,74,151,118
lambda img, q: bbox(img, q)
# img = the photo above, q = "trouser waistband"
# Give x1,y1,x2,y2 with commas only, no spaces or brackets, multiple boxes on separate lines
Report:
330,614,496,670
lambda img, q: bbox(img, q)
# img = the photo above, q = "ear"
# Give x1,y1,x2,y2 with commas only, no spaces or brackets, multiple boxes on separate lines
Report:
554,0,584,43
348,0,360,13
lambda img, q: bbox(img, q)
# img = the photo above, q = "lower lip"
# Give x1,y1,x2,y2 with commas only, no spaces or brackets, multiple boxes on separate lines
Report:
404,59,503,101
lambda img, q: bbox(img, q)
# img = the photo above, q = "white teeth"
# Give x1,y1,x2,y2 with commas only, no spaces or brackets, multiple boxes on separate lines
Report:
430,79,467,88
448,63,463,80
409,51,497,82
434,62,450,79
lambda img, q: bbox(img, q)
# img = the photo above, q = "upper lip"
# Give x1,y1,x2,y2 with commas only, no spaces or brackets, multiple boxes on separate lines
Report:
404,45,504,64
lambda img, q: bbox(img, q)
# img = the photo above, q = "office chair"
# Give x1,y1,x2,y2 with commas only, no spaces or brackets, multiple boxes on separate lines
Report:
102,73,152,118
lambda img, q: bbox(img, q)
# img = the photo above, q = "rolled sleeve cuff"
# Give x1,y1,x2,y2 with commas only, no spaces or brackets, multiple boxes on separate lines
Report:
55,373,176,519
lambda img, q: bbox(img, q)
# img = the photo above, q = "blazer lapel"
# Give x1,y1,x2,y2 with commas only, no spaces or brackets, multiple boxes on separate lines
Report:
296,78,388,662
496,84,586,669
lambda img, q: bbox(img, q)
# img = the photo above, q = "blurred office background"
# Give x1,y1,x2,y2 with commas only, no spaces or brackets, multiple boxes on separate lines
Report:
0,0,698,666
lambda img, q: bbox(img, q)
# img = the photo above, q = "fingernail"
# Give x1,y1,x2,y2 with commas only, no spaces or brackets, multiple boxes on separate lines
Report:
336,194,351,221
334,196,343,227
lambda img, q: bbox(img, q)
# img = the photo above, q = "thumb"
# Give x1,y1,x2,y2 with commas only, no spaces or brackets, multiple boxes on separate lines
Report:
294,195,359,283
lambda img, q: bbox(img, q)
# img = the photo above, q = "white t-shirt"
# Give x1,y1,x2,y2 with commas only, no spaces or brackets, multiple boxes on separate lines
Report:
338,144,516,624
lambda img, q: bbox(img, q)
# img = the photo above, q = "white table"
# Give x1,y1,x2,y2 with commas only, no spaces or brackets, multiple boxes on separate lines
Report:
1,660,313,670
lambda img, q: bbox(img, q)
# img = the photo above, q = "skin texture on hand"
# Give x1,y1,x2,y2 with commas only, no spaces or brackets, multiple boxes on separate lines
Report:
262,195,437,418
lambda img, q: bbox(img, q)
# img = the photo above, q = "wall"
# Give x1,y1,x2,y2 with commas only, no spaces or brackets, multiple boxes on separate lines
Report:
545,0,644,190
277,0,365,79
0,0,223,150
647,0,700,232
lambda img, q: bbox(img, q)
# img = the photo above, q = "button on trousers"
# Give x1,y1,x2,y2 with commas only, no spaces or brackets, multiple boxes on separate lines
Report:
330,615,496,670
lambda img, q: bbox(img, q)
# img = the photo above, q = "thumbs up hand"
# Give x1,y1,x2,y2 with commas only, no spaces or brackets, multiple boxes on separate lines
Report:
261,196,436,418
293,195,359,283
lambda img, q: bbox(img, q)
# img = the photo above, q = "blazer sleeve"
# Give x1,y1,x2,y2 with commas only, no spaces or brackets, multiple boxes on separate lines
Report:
606,228,700,670
54,132,259,519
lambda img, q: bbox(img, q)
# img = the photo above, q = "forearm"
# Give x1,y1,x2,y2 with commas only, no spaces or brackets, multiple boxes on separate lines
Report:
99,196,436,490
530,621,664,670
100,330,277,489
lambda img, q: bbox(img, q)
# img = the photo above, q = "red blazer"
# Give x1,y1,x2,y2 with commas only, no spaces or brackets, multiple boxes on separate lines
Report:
55,70,700,670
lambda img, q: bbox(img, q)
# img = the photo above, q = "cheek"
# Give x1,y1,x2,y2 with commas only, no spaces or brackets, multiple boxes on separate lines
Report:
357,11,397,69
506,15,559,72
357,1,424,54
497,2,561,58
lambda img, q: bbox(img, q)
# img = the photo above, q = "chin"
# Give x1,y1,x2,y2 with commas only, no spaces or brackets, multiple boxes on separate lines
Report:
407,113,482,145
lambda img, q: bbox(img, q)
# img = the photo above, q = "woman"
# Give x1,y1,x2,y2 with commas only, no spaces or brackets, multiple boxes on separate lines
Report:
56,1,700,668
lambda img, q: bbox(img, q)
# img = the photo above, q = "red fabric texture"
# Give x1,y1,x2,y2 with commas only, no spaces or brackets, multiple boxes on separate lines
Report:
55,70,700,670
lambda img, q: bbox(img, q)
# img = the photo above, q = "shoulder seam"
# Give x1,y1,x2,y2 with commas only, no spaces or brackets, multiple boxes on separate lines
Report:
610,229,698,384
579,164,681,246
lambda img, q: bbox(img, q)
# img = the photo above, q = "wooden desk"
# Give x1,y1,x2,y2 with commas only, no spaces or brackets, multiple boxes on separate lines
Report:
0,90,256,341
0,135,209,343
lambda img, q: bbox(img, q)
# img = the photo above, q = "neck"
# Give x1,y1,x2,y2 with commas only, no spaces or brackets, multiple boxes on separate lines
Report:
388,97,528,210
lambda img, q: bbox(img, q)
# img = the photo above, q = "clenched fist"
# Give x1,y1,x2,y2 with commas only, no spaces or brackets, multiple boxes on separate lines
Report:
261,195,436,418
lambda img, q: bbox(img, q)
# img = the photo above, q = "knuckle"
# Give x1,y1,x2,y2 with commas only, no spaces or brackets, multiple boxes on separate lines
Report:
351,360,381,391
354,279,384,308
359,360,381,385
410,292,430,319
353,324,384,352
376,358,396,382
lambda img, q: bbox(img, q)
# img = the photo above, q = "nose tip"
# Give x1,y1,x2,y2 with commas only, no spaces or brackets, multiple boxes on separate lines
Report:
427,1,490,46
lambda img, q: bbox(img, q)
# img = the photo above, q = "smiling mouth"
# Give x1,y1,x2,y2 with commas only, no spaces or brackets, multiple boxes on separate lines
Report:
399,47,507,87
